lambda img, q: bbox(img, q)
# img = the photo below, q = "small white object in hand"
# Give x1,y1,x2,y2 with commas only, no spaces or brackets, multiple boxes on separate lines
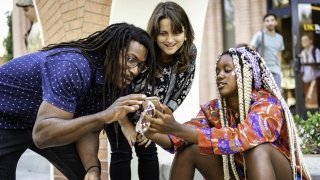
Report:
135,101,156,135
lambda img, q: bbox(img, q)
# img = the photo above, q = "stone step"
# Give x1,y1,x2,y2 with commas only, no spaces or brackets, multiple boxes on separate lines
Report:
16,149,51,180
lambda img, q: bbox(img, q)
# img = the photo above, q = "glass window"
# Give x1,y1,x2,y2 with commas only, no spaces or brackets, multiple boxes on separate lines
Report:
222,0,235,49
298,3,320,109
272,0,290,8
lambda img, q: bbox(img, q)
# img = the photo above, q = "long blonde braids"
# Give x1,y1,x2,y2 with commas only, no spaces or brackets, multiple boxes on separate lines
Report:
215,47,311,180
256,49,311,179
216,48,248,180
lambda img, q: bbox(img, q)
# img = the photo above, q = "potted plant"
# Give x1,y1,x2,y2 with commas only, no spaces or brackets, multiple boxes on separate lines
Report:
294,111,320,178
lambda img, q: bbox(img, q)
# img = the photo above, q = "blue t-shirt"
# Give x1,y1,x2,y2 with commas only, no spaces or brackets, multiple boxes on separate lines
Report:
0,47,106,129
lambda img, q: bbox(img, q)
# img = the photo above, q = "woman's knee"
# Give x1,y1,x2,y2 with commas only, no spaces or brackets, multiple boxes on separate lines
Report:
170,144,199,167
244,143,271,161
243,143,292,180
171,144,224,180
175,144,222,166
177,144,199,158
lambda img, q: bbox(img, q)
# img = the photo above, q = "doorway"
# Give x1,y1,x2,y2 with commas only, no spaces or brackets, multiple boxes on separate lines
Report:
269,0,320,117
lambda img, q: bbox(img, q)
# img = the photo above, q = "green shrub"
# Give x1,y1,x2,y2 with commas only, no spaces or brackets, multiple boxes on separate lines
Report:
294,111,320,154
2,11,13,62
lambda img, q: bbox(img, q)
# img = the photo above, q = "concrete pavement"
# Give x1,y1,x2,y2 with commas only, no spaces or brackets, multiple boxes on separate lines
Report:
16,149,50,180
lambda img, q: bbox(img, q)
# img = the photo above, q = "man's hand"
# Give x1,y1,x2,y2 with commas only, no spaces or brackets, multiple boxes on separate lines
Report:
98,94,146,124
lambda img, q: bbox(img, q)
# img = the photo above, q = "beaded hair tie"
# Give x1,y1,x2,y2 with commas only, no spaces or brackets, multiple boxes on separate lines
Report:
236,47,262,90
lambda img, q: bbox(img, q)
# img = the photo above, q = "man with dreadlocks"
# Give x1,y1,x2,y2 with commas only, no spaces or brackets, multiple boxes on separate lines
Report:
143,47,310,180
0,23,155,179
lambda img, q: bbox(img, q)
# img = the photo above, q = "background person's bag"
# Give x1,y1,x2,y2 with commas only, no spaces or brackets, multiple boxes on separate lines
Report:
258,31,264,57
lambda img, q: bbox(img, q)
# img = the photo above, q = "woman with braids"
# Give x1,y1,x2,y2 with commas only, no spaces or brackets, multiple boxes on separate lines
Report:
105,1,196,180
0,23,155,180
144,47,311,180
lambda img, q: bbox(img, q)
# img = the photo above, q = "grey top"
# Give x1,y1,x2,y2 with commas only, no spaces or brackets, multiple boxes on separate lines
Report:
250,31,284,75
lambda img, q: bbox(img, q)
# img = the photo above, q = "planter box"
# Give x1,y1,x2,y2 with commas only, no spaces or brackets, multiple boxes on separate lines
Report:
304,154,320,180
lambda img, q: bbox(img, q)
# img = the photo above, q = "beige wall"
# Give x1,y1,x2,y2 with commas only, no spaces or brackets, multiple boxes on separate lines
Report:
12,0,30,58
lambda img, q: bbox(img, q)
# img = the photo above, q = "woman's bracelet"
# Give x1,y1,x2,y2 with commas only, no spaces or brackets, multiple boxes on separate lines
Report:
86,165,101,173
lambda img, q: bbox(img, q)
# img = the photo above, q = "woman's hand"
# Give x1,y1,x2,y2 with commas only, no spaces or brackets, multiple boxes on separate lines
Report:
146,105,198,145
136,134,152,147
119,117,137,147
146,105,177,134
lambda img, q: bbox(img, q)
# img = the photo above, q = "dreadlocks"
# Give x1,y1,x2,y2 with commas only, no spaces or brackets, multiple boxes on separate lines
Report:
215,46,310,180
42,23,156,104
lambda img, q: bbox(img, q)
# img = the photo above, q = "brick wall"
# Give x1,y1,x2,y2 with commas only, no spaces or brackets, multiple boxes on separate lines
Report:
199,0,224,104
233,0,267,45
36,0,111,45
34,0,112,179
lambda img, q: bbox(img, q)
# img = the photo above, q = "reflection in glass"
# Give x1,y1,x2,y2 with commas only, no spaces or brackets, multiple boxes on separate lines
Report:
298,4,320,109
222,0,235,49
272,0,290,8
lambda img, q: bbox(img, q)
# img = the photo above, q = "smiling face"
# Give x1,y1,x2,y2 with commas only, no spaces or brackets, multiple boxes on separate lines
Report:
216,54,238,98
117,41,148,89
156,18,186,62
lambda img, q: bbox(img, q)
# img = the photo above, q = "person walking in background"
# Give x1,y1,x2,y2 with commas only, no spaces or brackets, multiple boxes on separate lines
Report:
250,13,284,91
143,47,310,180
16,0,42,52
105,1,197,180
300,34,320,108
0,23,155,180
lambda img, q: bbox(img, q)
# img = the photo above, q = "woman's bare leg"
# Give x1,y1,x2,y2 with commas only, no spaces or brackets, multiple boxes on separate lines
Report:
244,143,293,180
169,144,224,180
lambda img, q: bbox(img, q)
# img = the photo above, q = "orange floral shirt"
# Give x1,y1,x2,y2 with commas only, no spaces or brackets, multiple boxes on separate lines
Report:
169,89,307,179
